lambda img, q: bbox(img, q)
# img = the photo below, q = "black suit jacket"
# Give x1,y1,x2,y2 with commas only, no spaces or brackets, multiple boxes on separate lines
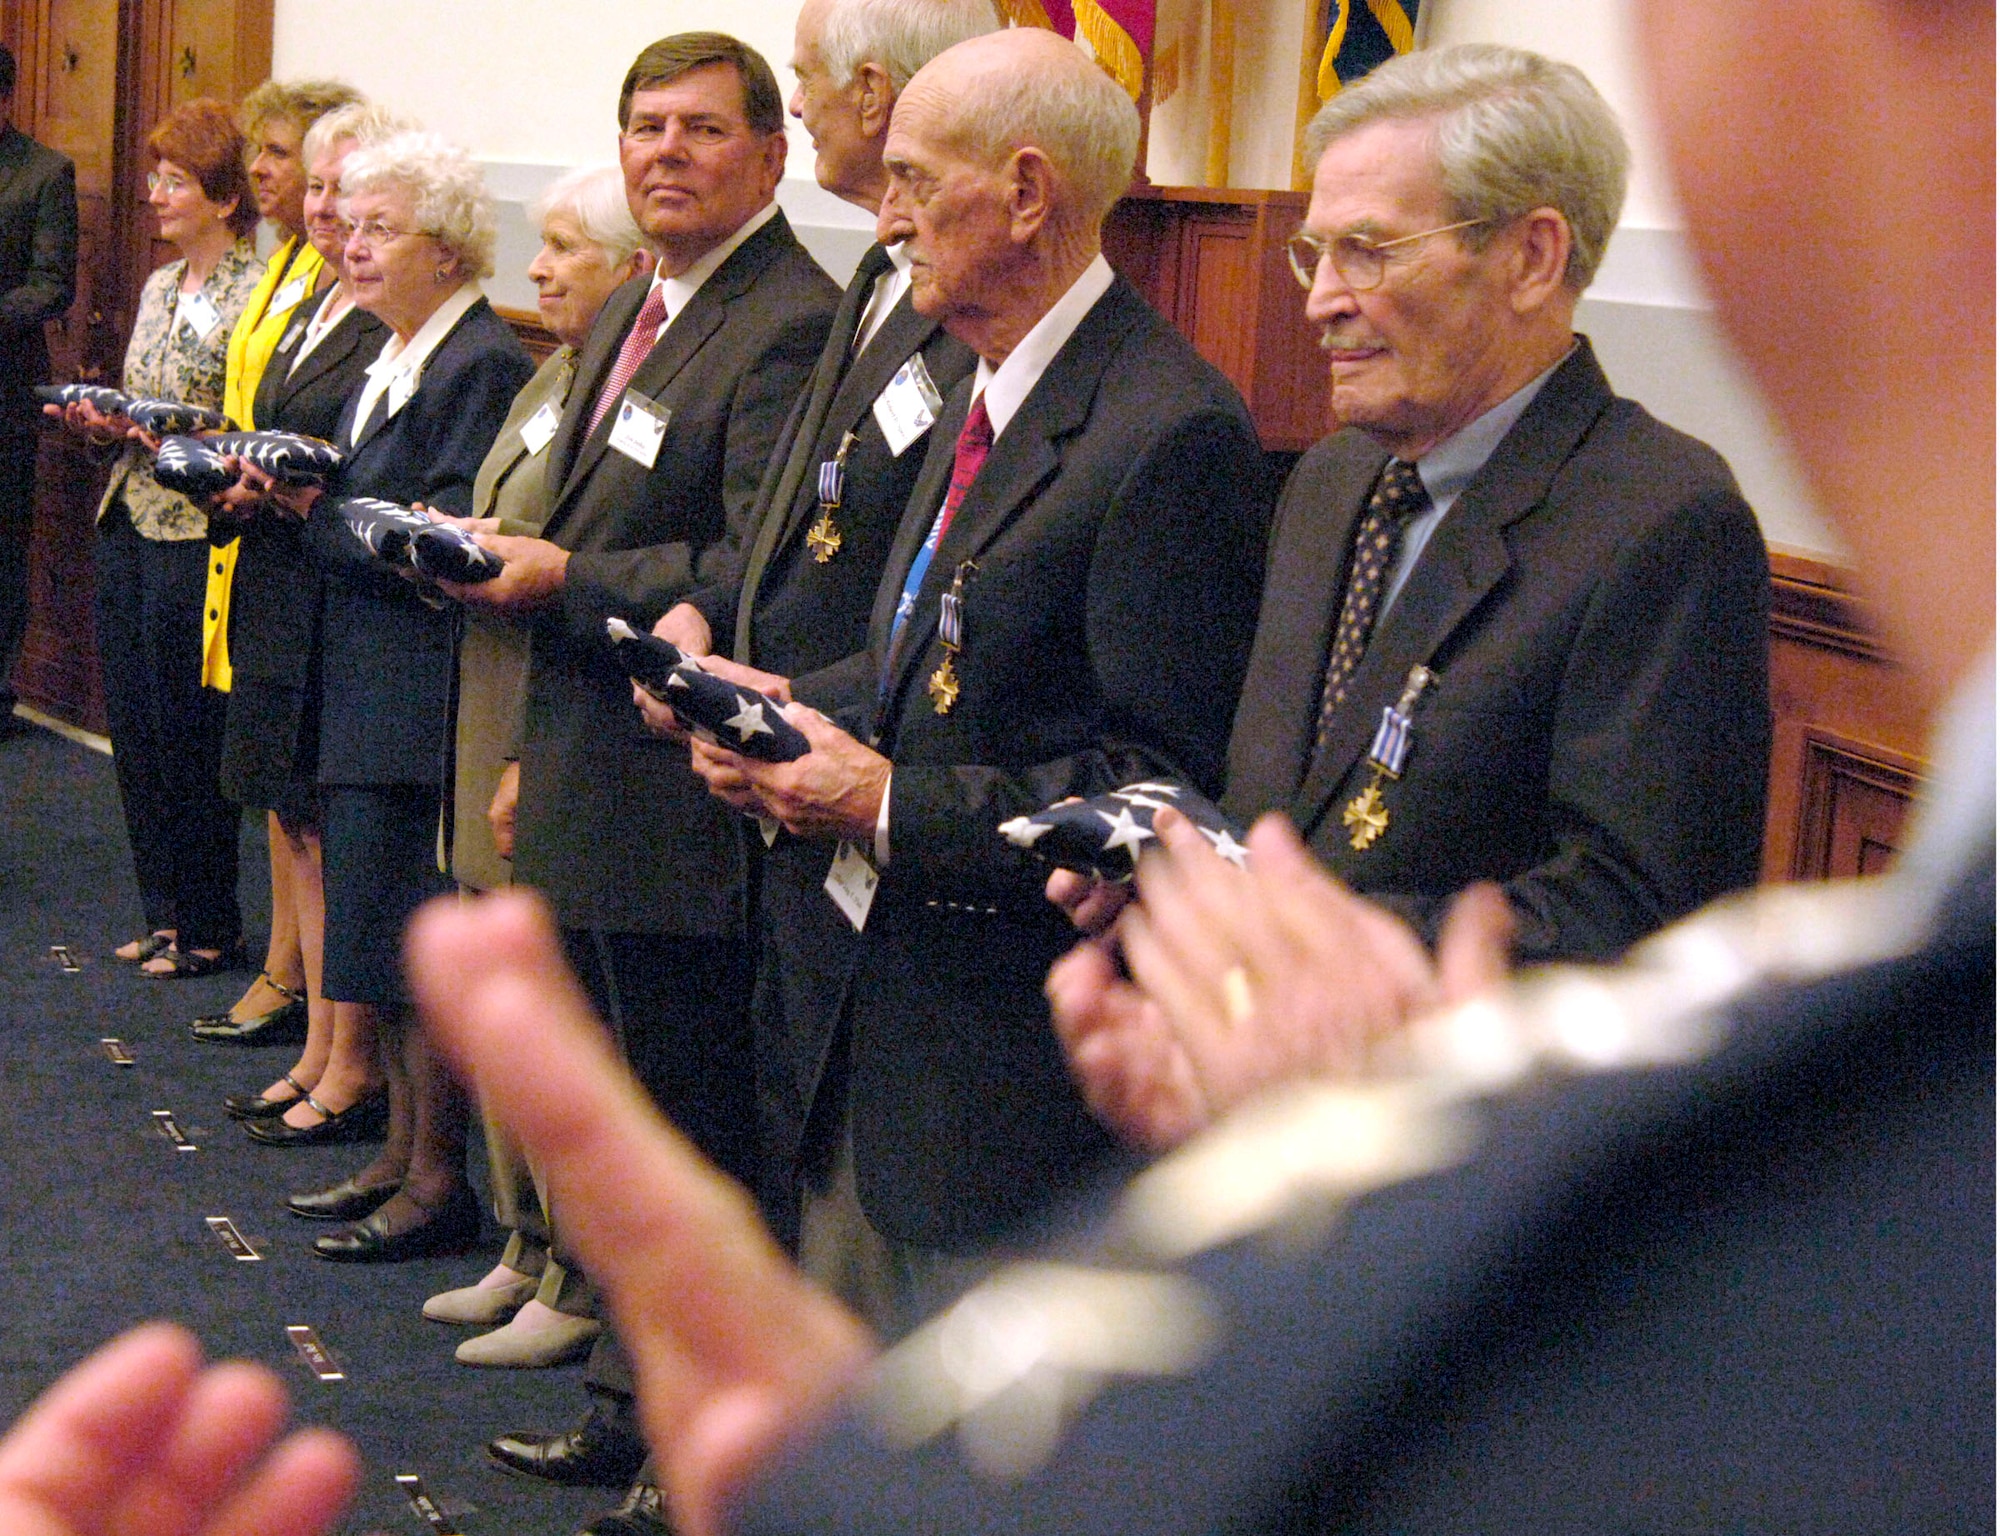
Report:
681,248,975,1239
0,123,76,438
1224,340,1770,963
306,296,531,786
737,843,1995,1536
512,210,838,935
227,293,387,694
840,275,1271,1249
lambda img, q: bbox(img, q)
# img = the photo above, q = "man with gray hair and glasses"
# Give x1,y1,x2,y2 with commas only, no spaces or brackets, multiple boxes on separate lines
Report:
1053,47,1772,1149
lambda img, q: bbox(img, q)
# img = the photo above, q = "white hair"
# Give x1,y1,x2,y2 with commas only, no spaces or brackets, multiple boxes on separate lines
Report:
820,0,1002,92
301,100,416,170
340,129,498,280
1304,43,1629,291
531,163,644,269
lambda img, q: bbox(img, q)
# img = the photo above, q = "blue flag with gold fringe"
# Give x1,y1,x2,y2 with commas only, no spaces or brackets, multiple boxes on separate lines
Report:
1318,0,1418,101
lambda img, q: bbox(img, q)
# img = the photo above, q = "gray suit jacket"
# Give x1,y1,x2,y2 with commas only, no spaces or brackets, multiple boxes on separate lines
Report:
512,211,839,934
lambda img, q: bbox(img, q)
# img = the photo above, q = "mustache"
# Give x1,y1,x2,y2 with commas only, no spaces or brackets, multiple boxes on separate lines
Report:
1318,327,1381,353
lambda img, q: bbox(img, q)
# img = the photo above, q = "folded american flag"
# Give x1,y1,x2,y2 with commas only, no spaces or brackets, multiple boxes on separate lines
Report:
203,430,345,484
35,384,134,414
124,396,233,435
331,496,502,583
605,618,809,762
997,781,1249,879
153,435,236,499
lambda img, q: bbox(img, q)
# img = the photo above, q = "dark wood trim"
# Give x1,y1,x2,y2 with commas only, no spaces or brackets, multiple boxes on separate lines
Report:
495,304,558,365
1768,546,1890,663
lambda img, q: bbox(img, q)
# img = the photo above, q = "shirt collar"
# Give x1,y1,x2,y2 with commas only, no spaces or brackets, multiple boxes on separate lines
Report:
1411,342,1574,501
972,254,1116,440
651,201,779,326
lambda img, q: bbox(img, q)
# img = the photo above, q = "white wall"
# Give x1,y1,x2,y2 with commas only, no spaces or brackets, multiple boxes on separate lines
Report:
272,0,1837,555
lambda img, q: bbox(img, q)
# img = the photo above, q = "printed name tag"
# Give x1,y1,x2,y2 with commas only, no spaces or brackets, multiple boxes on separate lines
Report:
206,1216,259,1260
874,352,943,457
178,290,222,340
286,1324,345,1380
395,1474,465,1536
608,392,671,467
101,1038,134,1066
154,1109,198,1152
824,840,878,932
269,275,310,316
518,399,561,457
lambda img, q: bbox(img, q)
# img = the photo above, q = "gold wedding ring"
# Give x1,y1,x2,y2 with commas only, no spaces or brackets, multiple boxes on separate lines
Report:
1220,964,1255,1028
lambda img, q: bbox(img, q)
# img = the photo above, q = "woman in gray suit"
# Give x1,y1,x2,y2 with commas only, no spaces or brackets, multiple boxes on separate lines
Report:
421,163,646,1364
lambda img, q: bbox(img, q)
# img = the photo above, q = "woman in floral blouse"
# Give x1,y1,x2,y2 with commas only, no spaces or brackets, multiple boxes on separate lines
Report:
55,100,262,976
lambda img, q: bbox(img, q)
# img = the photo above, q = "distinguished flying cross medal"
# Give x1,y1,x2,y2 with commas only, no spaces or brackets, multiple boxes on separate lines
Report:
929,559,977,714
1343,664,1435,851
808,431,857,563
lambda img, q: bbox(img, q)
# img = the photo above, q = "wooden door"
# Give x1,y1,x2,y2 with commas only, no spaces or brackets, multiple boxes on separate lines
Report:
2,0,268,730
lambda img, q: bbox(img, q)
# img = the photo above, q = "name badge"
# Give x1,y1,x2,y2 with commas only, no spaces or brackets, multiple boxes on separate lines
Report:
824,840,878,932
518,399,561,457
270,275,310,315
873,352,943,457
608,392,671,467
178,290,222,340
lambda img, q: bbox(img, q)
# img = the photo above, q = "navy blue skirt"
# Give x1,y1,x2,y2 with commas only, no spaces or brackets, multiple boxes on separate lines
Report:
320,782,450,1005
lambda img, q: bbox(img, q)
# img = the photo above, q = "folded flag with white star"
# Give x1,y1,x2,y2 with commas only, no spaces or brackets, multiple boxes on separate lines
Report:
605,617,809,762
35,383,135,415
330,496,502,584
124,396,234,435
202,430,345,484
996,781,1250,879
153,435,237,499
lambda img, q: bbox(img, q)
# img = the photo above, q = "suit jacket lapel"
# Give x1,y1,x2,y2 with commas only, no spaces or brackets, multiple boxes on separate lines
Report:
743,294,944,654
1224,453,1377,820
1293,341,1619,835
731,254,886,654
547,275,646,497
265,293,358,420
877,279,1139,719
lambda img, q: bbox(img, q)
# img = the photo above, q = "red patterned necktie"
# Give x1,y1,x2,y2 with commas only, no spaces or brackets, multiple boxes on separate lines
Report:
585,283,668,439
1315,457,1430,747
886,392,994,662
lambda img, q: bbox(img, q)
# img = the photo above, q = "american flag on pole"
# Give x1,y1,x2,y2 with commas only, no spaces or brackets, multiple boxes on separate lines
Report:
1317,0,1419,101
995,0,1155,101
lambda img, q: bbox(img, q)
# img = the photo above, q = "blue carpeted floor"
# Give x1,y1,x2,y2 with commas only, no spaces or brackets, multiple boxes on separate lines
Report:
0,717,627,1535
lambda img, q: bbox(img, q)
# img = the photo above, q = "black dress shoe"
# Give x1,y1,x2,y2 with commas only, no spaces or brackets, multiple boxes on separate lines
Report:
487,1423,647,1488
191,995,307,1046
244,1088,388,1147
225,1070,308,1121
287,1175,401,1221
311,1185,480,1262
578,1482,668,1536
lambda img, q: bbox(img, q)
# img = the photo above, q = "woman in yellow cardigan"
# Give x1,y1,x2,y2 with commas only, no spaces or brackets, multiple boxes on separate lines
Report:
175,79,360,1009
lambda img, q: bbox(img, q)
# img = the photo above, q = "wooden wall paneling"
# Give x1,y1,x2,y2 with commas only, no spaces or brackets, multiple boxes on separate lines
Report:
6,0,269,730
1763,549,1930,882
495,306,558,366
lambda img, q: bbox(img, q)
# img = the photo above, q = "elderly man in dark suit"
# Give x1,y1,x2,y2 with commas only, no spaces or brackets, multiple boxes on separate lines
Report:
1055,49,1768,1025
436,32,839,1524
638,0,998,1261
0,45,77,719
681,25,1268,1330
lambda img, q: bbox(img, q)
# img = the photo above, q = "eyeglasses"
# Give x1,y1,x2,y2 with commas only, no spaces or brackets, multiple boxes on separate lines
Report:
1285,218,1488,292
346,219,437,250
146,171,191,196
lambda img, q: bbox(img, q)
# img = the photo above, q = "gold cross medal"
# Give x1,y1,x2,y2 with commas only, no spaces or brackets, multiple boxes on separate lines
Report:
808,431,857,564
1342,664,1435,851
928,561,976,714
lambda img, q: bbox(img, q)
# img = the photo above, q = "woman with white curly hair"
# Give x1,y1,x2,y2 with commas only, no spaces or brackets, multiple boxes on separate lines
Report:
246,129,532,1267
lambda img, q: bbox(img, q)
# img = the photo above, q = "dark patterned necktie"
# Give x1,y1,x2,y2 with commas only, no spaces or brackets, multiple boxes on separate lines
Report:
1315,457,1430,747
